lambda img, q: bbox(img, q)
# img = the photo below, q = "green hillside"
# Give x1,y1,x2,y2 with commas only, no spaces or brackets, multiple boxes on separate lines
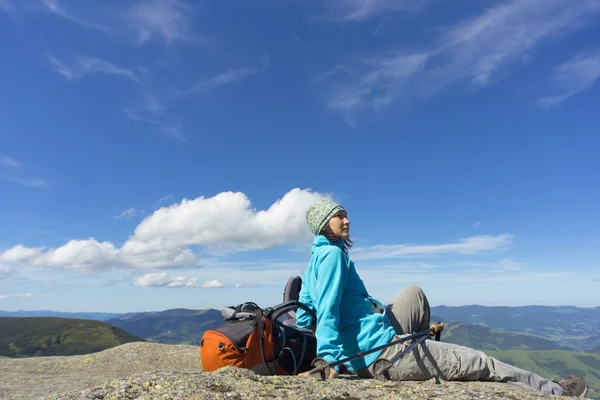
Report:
0,317,145,358
439,321,565,351
105,308,223,345
484,349,600,396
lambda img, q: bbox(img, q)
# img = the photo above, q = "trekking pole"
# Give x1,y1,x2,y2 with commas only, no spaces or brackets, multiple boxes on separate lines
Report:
371,332,429,381
307,322,444,381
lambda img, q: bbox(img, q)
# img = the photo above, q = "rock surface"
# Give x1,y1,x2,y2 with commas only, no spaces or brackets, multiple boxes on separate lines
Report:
0,342,565,399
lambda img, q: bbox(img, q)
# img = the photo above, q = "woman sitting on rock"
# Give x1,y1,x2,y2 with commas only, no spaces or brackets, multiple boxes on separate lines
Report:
296,199,588,398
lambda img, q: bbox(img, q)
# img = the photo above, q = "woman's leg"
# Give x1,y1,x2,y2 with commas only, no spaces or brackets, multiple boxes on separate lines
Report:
377,285,564,394
385,285,431,335
363,338,564,395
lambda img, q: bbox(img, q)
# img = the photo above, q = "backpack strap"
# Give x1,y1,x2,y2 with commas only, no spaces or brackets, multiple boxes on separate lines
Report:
265,300,317,331
256,310,275,375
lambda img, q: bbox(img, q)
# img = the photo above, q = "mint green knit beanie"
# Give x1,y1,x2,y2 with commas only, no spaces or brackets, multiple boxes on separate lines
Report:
306,199,345,236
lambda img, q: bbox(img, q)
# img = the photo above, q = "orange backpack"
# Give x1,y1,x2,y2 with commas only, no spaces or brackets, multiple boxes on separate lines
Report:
200,301,317,375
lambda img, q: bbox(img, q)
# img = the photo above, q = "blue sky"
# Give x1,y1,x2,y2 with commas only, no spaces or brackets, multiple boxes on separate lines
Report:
1,0,599,313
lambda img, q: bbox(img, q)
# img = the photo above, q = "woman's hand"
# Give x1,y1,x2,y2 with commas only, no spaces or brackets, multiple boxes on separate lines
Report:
298,369,339,379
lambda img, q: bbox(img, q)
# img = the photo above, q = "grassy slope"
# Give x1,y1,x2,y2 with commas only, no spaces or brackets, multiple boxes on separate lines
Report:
0,317,145,358
484,350,600,395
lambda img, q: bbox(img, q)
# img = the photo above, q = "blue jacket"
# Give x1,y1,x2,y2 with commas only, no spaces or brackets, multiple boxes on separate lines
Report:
296,235,396,372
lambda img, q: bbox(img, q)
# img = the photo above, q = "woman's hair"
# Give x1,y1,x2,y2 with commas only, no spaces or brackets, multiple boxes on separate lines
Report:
320,224,353,254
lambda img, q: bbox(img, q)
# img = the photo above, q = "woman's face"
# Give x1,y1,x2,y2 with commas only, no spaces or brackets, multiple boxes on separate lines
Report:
328,210,350,241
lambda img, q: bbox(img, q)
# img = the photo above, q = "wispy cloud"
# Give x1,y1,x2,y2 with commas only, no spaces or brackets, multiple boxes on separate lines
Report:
235,282,261,288
134,271,224,288
352,234,513,261
48,55,139,82
320,0,428,22
315,64,353,83
473,221,481,229
122,95,186,141
0,292,55,300
122,0,196,45
186,56,270,94
360,270,570,285
454,258,524,272
538,49,600,107
35,0,196,45
153,195,175,209
38,0,111,32
115,208,146,220
0,156,49,188
0,156,21,169
322,0,600,124
289,32,303,43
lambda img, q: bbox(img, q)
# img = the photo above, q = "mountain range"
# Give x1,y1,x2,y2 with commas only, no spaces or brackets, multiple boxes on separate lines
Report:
430,305,600,351
4,305,599,351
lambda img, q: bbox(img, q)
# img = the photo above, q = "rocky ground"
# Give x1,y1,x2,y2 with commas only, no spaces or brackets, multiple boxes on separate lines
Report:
0,342,570,399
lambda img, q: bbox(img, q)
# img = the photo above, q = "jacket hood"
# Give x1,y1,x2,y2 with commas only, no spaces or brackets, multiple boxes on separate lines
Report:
311,235,345,253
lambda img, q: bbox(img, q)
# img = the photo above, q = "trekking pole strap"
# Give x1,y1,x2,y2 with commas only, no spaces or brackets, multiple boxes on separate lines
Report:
309,322,444,374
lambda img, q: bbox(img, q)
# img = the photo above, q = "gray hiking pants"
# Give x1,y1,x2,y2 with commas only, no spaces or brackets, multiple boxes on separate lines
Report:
357,285,564,396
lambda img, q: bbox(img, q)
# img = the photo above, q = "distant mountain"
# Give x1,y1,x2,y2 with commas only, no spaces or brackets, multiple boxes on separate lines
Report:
0,317,145,358
0,310,132,320
431,305,600,351
105,308,224,345
484,349,600,396
437,321,566,351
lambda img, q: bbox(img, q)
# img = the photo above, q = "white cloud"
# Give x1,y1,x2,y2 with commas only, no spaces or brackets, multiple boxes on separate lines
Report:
129,188,329,253
123,95,186,142
133,271,223,288
323,0,600,124
538,49,600,107
352,234,513,261
186,56,270,93
320,0,427,22
48,55,139,82
202,279,225,289
0,188,331,271
32,239,118,271
0,292,55,300
115,208,146,220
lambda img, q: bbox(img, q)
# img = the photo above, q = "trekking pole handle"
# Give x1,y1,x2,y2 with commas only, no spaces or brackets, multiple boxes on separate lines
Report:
429,322,444,336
